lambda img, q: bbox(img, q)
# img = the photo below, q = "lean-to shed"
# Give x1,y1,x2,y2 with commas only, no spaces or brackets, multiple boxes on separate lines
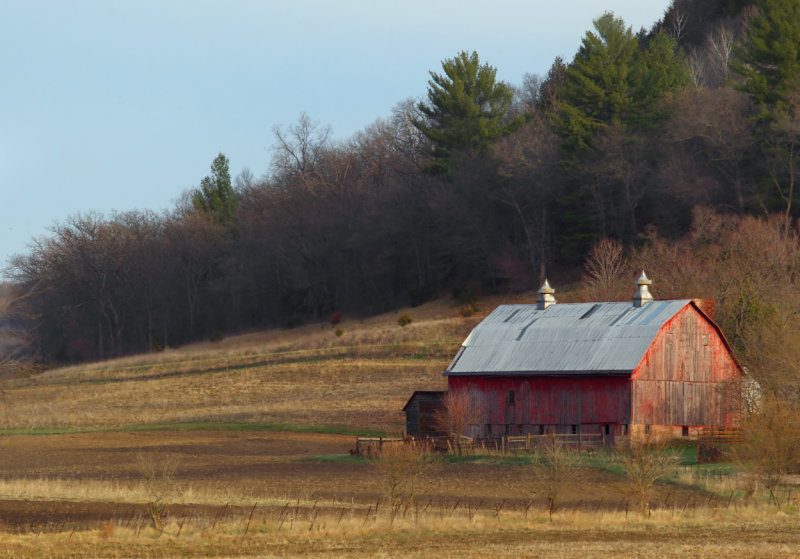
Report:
403,390,446,437
443,274,744,441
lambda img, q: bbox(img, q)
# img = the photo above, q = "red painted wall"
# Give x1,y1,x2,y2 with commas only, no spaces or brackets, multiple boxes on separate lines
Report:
448,375,630,436
632,304,742,426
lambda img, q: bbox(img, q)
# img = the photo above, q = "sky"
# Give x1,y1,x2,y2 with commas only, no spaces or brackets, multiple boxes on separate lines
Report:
0,0,672,273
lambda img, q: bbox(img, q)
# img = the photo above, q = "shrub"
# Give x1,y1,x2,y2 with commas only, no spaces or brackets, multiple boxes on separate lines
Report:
329,311,342,327
453,286,478,305
398,313,413,327
283,314,302,329
459,302,479,317
208,329,224,343
334,328,344,337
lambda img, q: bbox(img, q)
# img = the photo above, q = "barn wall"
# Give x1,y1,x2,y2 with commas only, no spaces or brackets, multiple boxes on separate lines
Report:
404,392,445,437
632,305,742,427
448,375,631,437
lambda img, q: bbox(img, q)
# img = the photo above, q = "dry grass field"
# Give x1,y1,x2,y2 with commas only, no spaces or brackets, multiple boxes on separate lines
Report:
0,296,798,557
0,299,483,432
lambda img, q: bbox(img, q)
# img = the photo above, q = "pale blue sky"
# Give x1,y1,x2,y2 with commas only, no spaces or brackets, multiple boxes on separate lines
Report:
1,0,671,272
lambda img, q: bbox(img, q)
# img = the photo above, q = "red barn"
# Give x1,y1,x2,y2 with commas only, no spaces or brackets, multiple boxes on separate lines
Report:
443,274,744,442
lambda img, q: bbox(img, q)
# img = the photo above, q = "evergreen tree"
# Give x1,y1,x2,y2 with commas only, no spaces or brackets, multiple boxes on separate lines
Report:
731,0,800,220
555,13,690,152
731,0,800,111
192,153,238,229
414,51,526,175
552,13,690,260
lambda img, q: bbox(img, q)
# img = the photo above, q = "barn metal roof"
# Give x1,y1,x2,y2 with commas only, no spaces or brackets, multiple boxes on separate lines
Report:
446,300,692,376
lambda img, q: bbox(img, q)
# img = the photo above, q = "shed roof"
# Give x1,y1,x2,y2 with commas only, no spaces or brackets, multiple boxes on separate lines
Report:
446,300,692,376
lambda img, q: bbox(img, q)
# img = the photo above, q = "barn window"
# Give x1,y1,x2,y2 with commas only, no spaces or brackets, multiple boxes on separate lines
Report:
507,390,515,405
538,425,545,435
571,424,578,434
702,334,709,346
682,425,689,437
644,424,651,435
666,332,673,345
604,424,610,436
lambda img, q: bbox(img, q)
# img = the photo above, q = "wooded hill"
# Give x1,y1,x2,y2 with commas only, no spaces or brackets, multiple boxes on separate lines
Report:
3,0,800,398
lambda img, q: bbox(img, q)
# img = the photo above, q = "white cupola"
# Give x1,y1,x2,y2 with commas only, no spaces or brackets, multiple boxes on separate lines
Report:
633,271,654,307
537,279,557,310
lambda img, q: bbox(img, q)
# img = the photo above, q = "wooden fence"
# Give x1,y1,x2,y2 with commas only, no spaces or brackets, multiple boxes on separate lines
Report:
356,432,605,457
504,433,605,452
697,427,743,463
354,436,406,457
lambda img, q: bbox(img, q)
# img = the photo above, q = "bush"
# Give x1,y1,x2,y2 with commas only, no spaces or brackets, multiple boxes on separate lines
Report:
452,286,478,305
398,313,413,327
283,314,302,329
334,328,344,337
459,302,479,317
208,329,224,343
329,311,342,327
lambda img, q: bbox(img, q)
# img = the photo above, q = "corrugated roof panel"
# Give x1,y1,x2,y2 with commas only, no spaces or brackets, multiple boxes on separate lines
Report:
447,300,690,376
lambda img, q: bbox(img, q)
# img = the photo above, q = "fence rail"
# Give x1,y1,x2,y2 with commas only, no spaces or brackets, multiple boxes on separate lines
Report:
505,433,606,451
356,432,606,456
697,427,743,463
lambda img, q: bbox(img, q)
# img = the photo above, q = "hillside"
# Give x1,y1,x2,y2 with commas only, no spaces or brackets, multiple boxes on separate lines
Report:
2,291,799,558
0,297,498,434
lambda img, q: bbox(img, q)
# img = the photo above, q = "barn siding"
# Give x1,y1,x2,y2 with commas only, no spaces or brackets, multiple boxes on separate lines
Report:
404,391,446,437
632,305,741,427
448,375,631,436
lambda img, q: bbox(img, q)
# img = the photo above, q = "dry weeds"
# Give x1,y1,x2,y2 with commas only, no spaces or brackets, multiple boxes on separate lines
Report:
0,505,797,558
0,301,483,432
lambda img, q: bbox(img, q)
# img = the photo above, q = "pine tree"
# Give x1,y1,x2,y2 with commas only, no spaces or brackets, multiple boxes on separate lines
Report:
192,153,238,229
555,14,691,152
414,51,526,175
731,0,800,111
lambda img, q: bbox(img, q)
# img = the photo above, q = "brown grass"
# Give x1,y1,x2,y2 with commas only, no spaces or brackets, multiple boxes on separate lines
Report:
0,295,798,556
0,506,798,558
0,300,483,432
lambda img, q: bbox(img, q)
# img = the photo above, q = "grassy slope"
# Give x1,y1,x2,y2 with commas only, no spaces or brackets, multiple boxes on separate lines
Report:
0,297,512,433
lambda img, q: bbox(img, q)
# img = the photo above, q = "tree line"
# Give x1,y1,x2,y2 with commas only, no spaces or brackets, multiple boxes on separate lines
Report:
4,0,800,371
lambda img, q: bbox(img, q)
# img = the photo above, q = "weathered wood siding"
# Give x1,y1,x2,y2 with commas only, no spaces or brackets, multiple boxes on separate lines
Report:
632,305,741,427
448,376,630,436
404,391,445,437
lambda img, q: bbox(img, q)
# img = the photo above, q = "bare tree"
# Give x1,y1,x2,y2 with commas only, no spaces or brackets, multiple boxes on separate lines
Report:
433,390,483,455
581,238,628,301
707,23,734,83
271,113,332,188
531,438,584,520
136,452,181,534
735,396,800,506
371,443,432,519
666,6,688,44
687,47,707,89
0,282,39,376
616,433,675,515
